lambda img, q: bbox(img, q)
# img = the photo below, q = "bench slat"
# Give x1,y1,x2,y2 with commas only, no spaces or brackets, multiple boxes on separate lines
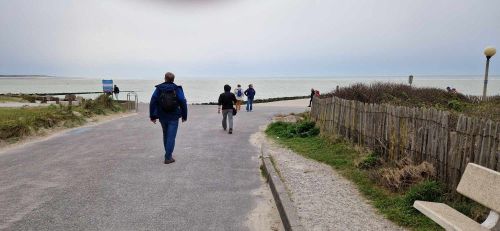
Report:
414,201,488,231
456,163,500,213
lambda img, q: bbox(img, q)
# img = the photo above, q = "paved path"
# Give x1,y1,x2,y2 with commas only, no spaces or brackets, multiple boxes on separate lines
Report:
0,102,307,231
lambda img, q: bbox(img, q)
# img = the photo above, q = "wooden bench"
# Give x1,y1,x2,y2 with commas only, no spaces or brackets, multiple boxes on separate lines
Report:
414,163,500,231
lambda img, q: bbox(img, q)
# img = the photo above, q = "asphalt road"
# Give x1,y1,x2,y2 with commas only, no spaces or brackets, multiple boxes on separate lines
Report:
0,102,307,231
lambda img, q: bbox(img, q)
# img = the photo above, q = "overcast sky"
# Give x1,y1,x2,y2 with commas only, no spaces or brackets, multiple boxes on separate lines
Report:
0,0,499,79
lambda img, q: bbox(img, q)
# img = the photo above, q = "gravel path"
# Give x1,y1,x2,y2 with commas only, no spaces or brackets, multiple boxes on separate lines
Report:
253,131,405,231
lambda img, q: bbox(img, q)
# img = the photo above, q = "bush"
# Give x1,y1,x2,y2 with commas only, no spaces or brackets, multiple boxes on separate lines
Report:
20,94,37,103
0,122,31,140
373,158,435,192
325,82,471,110
79,94,122,116
402,180,444,209
447,100,464,112
357,152,382,169
266,121,320,138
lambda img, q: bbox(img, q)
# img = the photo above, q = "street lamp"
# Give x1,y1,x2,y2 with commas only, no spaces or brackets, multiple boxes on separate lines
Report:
483,46,496,100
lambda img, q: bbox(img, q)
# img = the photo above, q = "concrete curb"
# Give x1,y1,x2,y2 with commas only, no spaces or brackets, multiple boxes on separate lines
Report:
261,145,305,231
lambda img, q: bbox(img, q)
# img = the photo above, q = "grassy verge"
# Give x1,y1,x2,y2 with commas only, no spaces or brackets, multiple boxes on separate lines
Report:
324,82,500,123
0,94,124,143
265,119,488,231
0,95,29,103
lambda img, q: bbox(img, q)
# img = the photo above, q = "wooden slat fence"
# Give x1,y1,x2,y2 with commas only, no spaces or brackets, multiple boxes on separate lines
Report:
310,96,500,190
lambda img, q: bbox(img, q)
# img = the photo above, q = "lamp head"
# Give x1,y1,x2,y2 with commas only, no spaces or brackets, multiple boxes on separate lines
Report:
484,46,496,58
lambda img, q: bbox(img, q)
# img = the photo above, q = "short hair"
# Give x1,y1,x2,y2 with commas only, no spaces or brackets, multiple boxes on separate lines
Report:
164,72,175,83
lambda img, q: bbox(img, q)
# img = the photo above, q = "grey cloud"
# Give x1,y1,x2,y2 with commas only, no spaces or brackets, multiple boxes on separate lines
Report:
0,0,499,77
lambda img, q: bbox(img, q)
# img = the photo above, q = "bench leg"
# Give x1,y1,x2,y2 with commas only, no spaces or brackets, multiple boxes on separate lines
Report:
482,211,500,231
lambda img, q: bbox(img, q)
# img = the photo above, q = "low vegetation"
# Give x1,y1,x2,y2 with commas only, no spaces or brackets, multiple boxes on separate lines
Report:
0,95,29,103
266,117,488,230
0,94,123,142
324,83,500,122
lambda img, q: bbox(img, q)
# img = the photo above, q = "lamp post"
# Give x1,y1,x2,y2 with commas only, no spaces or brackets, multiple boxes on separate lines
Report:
483,46,496,100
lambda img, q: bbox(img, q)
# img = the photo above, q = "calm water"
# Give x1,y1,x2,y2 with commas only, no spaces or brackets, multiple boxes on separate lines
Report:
1,76,499,103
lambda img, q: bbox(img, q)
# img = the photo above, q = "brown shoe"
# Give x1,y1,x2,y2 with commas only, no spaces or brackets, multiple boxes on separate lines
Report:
164,159,175,164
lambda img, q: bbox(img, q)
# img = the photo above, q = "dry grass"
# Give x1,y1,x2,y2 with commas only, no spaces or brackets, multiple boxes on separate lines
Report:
372,158,436,192
324,82,469,107
0,94,123,141
0,95,29,103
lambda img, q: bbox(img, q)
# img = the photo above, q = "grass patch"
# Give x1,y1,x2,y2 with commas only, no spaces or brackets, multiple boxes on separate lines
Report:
0,95,28,103
265,119,488,230
0,94,123,142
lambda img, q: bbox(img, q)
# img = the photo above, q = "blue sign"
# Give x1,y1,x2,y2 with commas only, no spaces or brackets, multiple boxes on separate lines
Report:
102,80,113,93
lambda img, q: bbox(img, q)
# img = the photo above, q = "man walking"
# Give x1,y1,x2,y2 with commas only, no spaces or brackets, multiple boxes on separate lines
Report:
149,72,188,164
113,85,120,100
219,84,237,134
244,84,256,112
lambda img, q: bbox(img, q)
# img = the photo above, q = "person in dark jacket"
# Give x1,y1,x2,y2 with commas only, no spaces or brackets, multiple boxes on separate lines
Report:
244,84,256,112
309,88,315,107
149,72,188,164
113,85,120,100
218,84,237,134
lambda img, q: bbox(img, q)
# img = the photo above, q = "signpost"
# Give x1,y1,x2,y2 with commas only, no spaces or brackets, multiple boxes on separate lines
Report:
102,80,113,94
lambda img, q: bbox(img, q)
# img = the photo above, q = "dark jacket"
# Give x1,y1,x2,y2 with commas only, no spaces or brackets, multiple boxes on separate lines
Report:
149,82,188,121
218,92,237,110
244,88,256,100
114,86,120,94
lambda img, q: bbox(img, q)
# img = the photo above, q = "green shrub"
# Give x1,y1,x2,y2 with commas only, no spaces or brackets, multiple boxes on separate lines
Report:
293,121,320,137
358,152,382,169
20,94,37,103
402,180,444,209
450,198,489,222
266,121,319,138
447,100,464,112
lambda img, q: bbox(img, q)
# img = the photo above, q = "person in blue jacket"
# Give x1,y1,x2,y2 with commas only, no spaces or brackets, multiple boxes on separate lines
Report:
149,72,188,164
244,84,256,112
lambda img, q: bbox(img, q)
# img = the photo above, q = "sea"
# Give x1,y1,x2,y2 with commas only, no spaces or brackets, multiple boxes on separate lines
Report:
1,75,499,104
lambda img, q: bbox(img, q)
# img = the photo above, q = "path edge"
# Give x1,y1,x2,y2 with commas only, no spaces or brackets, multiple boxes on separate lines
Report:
260,144,305,231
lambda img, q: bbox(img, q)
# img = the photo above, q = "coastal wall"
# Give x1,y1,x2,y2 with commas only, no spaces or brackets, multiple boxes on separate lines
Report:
310,96,500,190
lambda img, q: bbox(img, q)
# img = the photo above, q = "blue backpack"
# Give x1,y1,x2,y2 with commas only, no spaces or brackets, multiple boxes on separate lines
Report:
237,89,243,97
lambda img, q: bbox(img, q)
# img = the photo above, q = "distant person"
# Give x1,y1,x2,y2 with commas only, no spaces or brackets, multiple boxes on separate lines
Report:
234,84,244,111
218,84,237,134
149,72,188,164
446,86,452,93
309,88,315,107
113,85,120,100
244,84,256,112
451,88,457,94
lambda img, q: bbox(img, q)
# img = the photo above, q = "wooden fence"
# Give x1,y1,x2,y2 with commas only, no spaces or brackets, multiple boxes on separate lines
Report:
310,96,500,190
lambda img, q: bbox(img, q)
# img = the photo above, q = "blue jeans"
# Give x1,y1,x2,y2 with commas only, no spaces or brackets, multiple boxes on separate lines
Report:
160,119,179,160
246,98,253,111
